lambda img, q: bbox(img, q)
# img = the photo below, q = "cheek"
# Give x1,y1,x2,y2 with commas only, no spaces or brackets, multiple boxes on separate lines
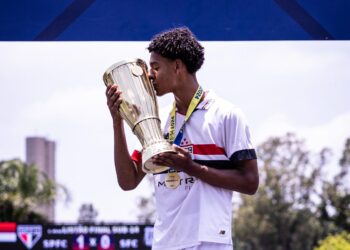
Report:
161,69,172,80
156,71,166,83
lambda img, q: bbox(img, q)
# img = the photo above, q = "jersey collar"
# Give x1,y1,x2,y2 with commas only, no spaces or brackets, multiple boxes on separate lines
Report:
196,90,216,110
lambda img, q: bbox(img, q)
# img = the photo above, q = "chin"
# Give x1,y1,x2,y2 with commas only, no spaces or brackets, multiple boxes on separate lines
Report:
154,89,163,96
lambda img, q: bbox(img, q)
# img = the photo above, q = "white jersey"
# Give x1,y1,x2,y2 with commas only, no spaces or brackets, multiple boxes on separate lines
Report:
132,90,256,250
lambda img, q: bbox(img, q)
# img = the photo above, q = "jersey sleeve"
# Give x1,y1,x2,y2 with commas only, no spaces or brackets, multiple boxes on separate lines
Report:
224,107,257,162
131,150,142,166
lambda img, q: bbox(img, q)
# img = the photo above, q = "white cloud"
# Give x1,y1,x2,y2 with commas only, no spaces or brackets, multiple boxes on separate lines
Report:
254,114,295,143
299,113,350,153
22,86,107,128
256,112,350,158
254,43,341,76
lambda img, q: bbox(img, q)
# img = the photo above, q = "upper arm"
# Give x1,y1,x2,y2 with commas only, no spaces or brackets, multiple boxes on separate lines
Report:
223,106,255,158
133,160,147,186
223,106,259,193
131,149,147,185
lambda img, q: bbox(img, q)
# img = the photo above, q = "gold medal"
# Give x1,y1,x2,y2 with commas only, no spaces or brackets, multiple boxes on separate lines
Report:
165,172,181,189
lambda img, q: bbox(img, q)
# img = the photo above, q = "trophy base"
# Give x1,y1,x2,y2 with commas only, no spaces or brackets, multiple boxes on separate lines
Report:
142,141,175,174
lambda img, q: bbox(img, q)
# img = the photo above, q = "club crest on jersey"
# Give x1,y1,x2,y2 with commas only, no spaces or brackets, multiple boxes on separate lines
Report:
17,225,42,249
182,144,194,159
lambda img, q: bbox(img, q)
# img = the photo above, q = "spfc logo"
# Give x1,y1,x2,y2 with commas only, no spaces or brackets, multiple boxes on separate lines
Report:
17,225,42,249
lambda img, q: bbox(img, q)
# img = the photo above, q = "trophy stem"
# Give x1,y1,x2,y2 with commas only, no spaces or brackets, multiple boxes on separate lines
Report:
132,116,160,133
142,141,174,174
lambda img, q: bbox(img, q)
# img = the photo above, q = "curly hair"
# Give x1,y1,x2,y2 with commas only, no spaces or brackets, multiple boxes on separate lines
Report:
147,27,205,74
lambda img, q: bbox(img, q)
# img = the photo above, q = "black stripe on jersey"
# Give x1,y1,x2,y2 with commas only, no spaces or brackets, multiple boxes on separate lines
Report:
194,160,233,170
194,149,257,170
229,149,257,162
153,149,257,174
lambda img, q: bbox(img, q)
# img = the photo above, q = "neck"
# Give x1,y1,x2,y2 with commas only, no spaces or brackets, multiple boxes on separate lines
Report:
173,76,200,115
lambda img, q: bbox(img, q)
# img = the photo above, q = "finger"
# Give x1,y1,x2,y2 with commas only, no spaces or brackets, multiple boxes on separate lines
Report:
160,153,185,166
111,90,121,102
173,146,191,157
107,91,122,108
152,157,173,167
112,99,122,110
152,154,175,166
158,151,177,158
106,84,114,96
106,84,119,97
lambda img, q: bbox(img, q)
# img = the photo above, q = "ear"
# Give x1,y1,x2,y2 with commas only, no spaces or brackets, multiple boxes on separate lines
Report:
175,59,186,75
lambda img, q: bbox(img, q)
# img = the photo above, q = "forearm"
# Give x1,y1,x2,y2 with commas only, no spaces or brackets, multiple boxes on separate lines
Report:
113,120,145,190
186,160,258,194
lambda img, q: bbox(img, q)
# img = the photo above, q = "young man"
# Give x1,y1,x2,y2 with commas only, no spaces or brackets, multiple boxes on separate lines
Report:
106,27,258,250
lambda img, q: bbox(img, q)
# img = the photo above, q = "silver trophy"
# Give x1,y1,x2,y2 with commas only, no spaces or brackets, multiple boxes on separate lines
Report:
103,59,174,174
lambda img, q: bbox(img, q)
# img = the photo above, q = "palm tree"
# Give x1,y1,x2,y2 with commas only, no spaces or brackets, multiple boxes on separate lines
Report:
0,159,69,222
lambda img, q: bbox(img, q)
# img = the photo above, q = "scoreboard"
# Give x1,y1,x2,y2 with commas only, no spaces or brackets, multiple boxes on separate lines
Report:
0,223,153,250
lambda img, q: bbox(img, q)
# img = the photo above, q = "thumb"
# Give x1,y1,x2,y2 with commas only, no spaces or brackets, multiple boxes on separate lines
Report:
173,145,191,157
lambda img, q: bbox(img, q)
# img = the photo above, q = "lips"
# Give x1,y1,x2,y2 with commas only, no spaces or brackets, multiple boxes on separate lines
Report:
151,80,157,90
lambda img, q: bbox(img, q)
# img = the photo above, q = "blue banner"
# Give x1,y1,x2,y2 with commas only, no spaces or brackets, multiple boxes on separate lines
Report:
0,0,349,41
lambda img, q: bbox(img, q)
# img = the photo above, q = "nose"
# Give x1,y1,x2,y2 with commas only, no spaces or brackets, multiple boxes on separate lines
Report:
148,72,155,81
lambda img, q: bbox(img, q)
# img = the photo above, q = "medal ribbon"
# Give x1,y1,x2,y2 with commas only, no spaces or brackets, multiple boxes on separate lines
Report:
168,85,204,145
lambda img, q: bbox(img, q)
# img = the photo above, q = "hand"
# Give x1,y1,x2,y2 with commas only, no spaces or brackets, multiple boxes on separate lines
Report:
152,145,198,173
106,84,123,123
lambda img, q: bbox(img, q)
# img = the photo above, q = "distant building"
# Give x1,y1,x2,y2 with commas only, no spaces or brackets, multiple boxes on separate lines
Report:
25,136,56,222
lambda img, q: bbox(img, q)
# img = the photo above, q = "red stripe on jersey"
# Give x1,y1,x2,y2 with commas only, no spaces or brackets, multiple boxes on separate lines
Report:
193,144,226,155
131,150,142,165
0,222,16,232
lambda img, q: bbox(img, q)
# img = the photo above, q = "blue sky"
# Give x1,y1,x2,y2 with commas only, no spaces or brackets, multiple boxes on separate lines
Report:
0,41,349,222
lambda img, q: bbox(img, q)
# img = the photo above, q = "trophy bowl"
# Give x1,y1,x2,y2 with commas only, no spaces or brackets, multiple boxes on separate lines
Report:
103,58,174,174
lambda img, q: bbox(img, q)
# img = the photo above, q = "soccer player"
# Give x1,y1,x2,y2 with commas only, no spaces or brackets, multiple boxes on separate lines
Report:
106,27,259,250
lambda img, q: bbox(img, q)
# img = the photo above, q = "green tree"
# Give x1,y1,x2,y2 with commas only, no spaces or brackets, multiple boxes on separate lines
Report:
234,133,349,250
0,159,69,223
314,232,350,250
318,138,350,232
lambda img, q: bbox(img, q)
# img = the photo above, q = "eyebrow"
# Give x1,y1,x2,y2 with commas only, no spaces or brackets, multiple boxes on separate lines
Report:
150,62,159,67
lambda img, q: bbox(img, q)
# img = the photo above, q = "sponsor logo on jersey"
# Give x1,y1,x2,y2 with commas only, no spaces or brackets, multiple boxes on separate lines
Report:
157,176,195,188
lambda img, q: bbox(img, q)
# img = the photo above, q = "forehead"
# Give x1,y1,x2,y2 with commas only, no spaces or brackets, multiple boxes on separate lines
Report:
149,52,172,66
